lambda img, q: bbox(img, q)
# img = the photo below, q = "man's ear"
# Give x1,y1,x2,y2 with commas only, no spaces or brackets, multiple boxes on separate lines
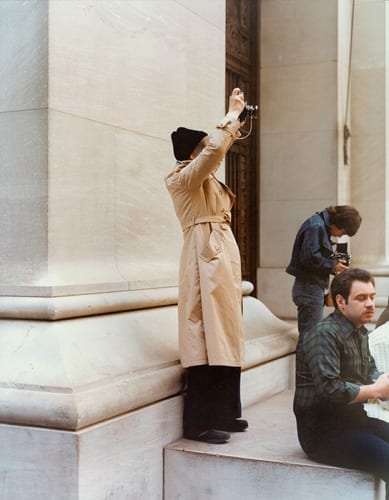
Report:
336,294,346,308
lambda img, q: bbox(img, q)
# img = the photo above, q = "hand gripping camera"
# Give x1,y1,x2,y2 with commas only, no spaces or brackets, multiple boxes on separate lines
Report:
332,242,351,267
239,103,259,122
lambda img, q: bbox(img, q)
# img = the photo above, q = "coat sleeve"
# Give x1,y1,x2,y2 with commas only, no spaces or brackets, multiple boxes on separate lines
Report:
178,115,241,191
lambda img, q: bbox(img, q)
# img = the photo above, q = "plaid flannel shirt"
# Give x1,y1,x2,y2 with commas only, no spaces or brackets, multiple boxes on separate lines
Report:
294,309,381,418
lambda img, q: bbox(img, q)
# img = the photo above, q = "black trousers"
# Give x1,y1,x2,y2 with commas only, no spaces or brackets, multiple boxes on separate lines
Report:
297,405,389,499
183,365,242,434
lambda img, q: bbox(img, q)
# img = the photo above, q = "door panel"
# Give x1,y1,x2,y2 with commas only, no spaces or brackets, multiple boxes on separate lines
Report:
226,0,259,291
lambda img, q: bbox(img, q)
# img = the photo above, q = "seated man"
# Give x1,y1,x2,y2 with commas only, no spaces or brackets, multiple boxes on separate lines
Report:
293,268,389,498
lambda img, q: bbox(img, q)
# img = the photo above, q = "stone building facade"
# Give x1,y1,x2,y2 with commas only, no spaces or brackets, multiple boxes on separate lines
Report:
0,0,388,498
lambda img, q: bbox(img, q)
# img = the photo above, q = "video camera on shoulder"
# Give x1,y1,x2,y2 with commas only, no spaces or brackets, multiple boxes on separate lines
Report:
332,242,351,267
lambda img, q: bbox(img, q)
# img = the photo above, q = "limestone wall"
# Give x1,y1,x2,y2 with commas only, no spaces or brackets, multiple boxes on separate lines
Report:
350,0,388,267
258,0,340,317
0,2,299,497
0,0,298,431
1,0,226,297
1,0,49,287
257,0,389,317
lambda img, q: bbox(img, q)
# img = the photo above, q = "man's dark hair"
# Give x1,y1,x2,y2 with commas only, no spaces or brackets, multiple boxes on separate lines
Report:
330,268,375,308
327,205,362,236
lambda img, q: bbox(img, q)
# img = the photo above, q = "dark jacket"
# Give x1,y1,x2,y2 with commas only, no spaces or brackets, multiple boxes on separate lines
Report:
286,209,335,288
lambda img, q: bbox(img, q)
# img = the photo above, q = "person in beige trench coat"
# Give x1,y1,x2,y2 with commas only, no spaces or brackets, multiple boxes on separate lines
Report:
165,88,249,444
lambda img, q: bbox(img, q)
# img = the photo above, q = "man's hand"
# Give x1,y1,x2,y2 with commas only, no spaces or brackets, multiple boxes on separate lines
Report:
351,372,389,403
373,373,389,401
333,260,348,273
228,88,245,120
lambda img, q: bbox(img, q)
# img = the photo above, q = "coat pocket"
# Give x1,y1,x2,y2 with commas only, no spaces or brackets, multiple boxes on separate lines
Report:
200,230,222,262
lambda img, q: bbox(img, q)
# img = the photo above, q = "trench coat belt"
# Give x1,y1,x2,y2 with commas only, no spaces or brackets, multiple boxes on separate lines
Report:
182,212,231,232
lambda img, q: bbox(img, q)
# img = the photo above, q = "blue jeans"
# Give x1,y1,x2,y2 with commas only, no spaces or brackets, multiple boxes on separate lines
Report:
300,415,389,499
292,278,325,336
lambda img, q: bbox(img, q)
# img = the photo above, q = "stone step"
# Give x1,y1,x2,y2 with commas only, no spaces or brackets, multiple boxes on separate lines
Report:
164,390,385,500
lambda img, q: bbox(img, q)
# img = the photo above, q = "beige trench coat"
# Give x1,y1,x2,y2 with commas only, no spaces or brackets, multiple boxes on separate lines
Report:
165,114,244,368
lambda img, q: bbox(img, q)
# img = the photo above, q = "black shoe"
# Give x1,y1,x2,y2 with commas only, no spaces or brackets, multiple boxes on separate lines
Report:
184,429,230,444
216,419,248,432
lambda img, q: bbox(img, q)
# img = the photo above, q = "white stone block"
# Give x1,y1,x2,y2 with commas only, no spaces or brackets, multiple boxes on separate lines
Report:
260,131,337,202
261,0,337,67
165,391,383,500
0,287,296,429
0,110,48,286
49,0,224,138
257,267,297,319
0,397,183,500
0,0,48,112
260,62,337,135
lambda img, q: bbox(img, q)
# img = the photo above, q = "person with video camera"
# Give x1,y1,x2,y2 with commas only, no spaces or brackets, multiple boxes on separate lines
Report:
286,205,362,349
165,88,250,444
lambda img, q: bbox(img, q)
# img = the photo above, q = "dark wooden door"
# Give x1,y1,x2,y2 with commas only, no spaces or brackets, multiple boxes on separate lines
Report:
226,0,259,292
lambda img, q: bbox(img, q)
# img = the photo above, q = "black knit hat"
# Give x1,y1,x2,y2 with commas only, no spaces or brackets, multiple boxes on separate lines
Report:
171,127,207,161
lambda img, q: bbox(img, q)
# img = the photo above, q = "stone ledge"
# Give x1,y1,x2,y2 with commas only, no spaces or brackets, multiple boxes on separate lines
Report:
0,281,256,320
0,292,297,429
0,286,178,320
165,390,385,500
